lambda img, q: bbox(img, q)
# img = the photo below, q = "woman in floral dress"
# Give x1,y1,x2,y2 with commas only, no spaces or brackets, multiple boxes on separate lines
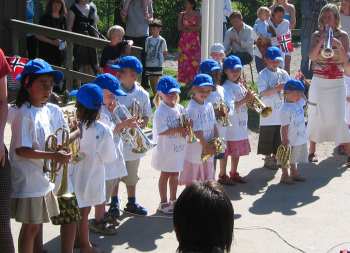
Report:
177,0,201,85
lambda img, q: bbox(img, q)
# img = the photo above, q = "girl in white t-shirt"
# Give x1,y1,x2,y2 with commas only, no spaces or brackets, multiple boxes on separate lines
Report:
179,74,218,186
280,80,307,184
219,56,253,185
152,76,187,214
71,83,119,253
10,59,71,253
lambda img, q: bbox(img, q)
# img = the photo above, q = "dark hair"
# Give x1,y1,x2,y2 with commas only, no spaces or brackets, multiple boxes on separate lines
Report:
229,10,243,20
173,181,234,253
272,5,285,15
221,69,241,85
45,0,67,17
15,74,41,108
186,0,197,10
76,101,99,129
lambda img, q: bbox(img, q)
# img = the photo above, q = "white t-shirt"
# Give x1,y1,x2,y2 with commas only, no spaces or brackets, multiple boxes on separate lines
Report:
280,99,307,146
99,105,128,180
184,100,217,164
269,19,290,57
151,102,186,172
345,75,350,124
117,83,152,161
72,121,118,208
145,35,167,68
223,80,249,141
10,103,67,198
254,19,272,38
206,85,226,138
258,67,290,126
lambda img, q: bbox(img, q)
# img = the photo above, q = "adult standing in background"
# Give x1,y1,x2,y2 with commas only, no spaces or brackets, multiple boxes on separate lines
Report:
177,0,201,85
224,10,254,66
223,0,232,37
36,0,67,67
300,0,328,79
0,48,15,253
122,0,153,88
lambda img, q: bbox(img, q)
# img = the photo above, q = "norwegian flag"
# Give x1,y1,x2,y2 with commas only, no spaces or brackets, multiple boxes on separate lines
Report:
5,56,29,81
277,33,294,53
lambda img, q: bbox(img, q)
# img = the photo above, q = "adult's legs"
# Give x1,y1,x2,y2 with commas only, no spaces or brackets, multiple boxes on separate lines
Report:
300,19,313,79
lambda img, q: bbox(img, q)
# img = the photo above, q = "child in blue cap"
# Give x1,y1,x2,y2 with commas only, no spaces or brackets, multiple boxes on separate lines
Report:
151,76,188,214
179,74,218,186
220,55,254,184
70,83,121,252
279,79,307,184
257,46,290,169
111,56,152,215
10,59,73,253
89,73,138,234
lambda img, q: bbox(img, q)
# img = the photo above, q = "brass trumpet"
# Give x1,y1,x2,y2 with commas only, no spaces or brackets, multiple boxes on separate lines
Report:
43,128,73,199
276,144,291,168
201,137,226,162
113,100,156,154
245,86,272,118
321,26,334,59
179,113,198,143
213,100,232,127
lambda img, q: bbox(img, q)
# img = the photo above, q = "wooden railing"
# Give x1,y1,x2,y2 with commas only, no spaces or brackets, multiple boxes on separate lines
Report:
10,19,141,90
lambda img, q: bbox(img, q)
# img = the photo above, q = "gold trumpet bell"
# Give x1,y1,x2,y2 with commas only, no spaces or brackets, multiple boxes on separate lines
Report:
261,106,273,118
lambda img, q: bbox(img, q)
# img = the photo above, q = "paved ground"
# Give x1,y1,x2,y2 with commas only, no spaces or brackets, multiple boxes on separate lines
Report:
7,47,350,252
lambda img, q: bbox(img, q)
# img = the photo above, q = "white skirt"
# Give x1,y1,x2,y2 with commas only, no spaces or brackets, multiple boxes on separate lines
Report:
307,76,350,145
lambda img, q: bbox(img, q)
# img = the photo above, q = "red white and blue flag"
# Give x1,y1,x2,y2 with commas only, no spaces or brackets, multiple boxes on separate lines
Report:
277,33,294,53
5,56,29,81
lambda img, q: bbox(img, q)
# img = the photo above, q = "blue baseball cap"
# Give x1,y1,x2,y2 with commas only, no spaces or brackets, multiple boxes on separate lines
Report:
16,58,64,83
199,59,221,75
266,46,284,62
70,83,103,110
156,76,181,94
284,79,305,92
110,56,143,74
192,74,214,89
93,73,126,96
223,55,243,70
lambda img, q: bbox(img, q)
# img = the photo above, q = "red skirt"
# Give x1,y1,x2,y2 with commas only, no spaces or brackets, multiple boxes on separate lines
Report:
225,139,251,158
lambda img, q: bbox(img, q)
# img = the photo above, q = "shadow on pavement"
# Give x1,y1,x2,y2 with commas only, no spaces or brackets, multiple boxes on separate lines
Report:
248,155,347,216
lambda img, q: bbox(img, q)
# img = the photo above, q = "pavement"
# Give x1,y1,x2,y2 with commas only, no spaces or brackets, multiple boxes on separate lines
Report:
6,123,350,253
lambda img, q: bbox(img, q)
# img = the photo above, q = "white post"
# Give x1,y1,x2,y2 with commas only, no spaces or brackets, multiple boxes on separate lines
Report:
201,0,210,60
208,0,215,53
214,0,224,44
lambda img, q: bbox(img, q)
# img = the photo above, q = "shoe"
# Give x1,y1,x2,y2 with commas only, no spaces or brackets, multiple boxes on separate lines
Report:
157,202,173,215
308,153,318,163
292,175,306,182
264,157,278,170
218,174,236,186
107,202,120,219
124,202,148,216
280,175,294,185
230,172,247,184
89,219,117,235
336,145,346,156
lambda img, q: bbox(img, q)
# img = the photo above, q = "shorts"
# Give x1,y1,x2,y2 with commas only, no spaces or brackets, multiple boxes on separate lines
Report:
105,179,118,202
144,67,163,76
258,125,281,156
290,144,308,165
11,191,59,224
119,160,140,186
51,194,81,225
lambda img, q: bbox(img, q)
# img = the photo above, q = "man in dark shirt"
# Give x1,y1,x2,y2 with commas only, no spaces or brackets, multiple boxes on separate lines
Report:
300,0,328,79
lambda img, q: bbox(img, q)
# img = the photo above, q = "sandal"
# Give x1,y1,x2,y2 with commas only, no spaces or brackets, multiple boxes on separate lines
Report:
308,153,318,163
280,175,294,185
218,174,236,186
264,157,278,170
89,219,117,236
230,172,247,184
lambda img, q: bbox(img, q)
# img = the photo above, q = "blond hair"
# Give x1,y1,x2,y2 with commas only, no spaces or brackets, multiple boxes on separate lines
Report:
257,6,271,18
153,92,180,108
107,25,125,40
318,3,341,30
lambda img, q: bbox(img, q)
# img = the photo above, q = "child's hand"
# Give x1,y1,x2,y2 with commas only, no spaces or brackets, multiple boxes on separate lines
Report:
138,118,146,129
178,127,188,138
52,150,71,164
124,117,138,129
346,97,350,103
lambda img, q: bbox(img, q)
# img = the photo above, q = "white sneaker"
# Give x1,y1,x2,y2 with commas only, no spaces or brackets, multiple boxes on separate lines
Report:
157,202,173,214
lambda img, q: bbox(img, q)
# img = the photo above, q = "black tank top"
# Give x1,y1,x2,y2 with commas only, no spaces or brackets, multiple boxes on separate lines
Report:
70,4,96,37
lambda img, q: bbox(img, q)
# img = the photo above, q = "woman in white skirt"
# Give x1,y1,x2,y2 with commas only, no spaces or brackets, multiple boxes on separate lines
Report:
308,3,350,159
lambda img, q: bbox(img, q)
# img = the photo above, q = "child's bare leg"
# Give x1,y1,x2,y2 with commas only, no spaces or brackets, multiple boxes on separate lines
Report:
309,141,316,154
149,76,160,95
284,55,291,74
33,224,43,253
290,163,306,182
230,156,240,175
219,158,228,177
61,223,77,253
169,172,179,202
158,172,169,203
79,207,94,253
19,224,41,253
280,166,294,184
94,204,106,223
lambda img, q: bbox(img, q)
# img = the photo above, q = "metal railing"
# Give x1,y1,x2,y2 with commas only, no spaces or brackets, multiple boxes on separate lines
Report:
10,19,141,90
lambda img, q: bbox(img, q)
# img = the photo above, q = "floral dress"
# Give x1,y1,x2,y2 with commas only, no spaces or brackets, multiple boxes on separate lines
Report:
178,12,201,84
